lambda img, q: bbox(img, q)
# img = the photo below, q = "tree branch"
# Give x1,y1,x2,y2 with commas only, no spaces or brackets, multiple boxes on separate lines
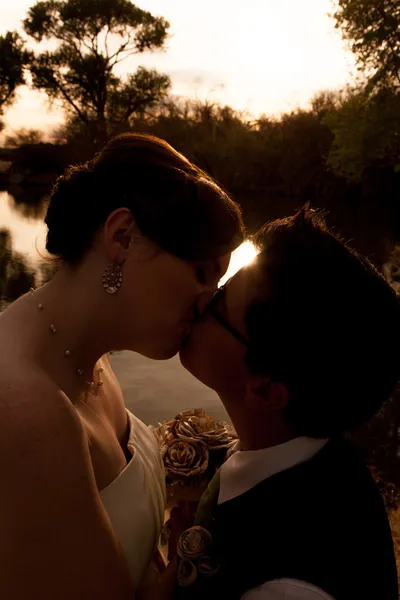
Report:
52,78,90,125
376,3,400,87
0,87,15,109
108,33,135,63
104,26,111,60
111,48,140,67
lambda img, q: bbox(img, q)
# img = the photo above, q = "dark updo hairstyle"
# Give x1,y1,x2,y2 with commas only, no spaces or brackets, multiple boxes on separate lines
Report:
45,133,244,264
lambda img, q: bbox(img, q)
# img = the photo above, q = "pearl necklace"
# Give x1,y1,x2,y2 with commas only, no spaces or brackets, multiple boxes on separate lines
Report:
29,288,104,394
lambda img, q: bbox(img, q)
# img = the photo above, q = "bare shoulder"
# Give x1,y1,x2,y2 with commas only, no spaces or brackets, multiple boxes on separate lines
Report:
0,362,133,598
0,364,89,495
0,361,82,459
0,367,88,501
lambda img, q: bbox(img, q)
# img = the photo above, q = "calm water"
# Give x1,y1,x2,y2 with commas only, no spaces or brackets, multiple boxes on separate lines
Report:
0,188,256,423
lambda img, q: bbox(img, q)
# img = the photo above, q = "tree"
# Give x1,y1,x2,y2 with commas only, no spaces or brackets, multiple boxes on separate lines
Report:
0,32,29,130
332,0,400,91
106,66,171,133
23,0,171,141
323,87,400,181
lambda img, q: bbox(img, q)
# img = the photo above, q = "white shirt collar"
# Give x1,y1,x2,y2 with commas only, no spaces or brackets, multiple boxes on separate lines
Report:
218,437,329,504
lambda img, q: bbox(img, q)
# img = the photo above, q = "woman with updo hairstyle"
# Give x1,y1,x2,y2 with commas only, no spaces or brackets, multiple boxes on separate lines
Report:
0,133,244,599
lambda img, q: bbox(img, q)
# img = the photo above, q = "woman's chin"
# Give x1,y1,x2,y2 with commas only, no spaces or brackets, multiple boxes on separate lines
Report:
179,338,195,371
178,343,189,365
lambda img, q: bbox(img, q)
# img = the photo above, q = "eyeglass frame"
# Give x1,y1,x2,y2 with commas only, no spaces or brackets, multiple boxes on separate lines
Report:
205,279,250,348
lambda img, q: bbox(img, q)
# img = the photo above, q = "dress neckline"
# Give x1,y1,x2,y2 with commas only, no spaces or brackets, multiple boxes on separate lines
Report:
100,411,137,494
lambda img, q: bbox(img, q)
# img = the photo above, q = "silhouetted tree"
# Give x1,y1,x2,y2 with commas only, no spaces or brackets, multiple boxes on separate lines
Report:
323,87,400,180
0,32,30,130
4,128,45,148
23,0,171,142
332,0,400,92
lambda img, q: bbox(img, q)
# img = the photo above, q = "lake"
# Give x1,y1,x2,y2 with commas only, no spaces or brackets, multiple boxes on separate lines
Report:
0,187,256,424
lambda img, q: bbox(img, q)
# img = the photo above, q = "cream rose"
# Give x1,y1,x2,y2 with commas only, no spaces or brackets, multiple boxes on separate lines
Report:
161,438,209,481
153,409,238,488
162,408,237,451
177,526,213,560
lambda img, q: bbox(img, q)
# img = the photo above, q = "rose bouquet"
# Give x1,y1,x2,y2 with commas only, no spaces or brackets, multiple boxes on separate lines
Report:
153,408,238,503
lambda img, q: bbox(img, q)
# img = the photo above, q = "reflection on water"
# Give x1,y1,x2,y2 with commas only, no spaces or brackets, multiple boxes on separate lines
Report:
0,228,35,304
8,186,49,221
0,188,49,304
0,189,48,263
0,186,258,304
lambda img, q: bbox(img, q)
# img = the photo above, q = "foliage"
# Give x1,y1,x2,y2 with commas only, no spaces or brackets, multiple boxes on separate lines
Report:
0,32,30,129
106,67,170,132
118,96,395,263
4,128,45,148
332,0,400,92
23,0,171,141
351,387,400,511
328,2,400,251
12,142,80,176
323,87,400,181
349,247,400,511
129,99,332,199
2,92,394,269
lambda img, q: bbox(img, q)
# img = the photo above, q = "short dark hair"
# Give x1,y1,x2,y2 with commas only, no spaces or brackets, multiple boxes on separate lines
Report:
45,133,244,263
245,206,400,438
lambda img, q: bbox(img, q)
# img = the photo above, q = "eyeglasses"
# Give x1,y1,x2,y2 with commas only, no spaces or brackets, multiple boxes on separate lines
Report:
206,280,250,348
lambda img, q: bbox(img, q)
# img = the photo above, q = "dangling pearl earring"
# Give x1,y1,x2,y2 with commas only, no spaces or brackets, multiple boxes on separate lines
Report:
102,262,123,294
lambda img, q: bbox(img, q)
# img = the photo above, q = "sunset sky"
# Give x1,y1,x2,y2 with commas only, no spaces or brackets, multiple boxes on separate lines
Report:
0,0,356,136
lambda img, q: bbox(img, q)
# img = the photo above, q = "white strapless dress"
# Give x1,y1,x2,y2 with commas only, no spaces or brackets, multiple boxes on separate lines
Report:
100,411,166,591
